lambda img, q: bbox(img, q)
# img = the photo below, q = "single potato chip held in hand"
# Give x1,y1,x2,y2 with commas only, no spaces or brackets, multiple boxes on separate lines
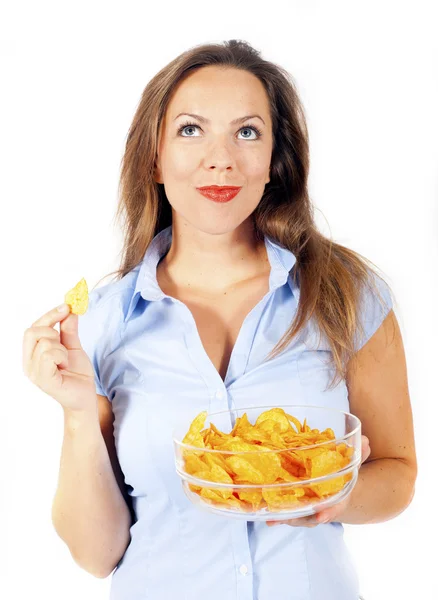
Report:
64,278,89,315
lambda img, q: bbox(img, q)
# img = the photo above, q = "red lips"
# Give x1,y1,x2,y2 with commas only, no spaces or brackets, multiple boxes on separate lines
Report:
196,186,242,203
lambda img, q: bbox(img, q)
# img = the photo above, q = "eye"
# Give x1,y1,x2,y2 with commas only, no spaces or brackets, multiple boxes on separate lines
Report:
177,121,263,140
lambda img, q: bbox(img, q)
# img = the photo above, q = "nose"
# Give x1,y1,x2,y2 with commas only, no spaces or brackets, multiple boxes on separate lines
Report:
204,149,236,172
208,164,233,172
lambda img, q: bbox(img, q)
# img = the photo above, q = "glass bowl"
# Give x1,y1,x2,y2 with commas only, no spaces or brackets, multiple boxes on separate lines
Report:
172,405,361,521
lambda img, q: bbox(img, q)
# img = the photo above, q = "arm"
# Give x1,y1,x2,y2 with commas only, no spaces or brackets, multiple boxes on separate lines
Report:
268,309,417,529
51,402,132,578
337,309,417,524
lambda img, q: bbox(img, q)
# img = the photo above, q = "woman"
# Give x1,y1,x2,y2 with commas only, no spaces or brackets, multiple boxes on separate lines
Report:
23,40,417,599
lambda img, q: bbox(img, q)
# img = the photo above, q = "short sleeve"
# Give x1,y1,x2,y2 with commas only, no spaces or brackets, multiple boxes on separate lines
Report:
354,271,394,352
77,287,116,397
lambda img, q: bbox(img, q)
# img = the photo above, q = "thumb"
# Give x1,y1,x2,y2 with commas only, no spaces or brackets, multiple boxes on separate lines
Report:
361,435,371,464
59,312,82,350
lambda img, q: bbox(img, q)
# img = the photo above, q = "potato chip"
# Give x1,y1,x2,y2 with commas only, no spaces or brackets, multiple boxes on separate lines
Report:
200,488,251,511
285,412,302,433
198,464,234,500
64,278,89,315
255,408,292,433
182,410,207,447
309,475,346,498
276,467,301,483
225,455,265,485
183,453,206,476
262,486,306,511
210,423,226,437
203,452,234,477
306,449,348,479
235,489,264,511
230,413,252,435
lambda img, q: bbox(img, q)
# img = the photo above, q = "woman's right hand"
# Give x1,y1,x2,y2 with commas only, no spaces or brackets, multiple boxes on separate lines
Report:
22,303,98,412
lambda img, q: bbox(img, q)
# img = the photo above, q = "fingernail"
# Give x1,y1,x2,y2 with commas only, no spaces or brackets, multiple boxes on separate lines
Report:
57,303,68,312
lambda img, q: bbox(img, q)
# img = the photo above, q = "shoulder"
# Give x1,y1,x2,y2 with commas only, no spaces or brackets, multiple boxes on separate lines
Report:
355,269,394,352
360,268,393,310
87,267,140,316
303,268,395,354
78,267,140,346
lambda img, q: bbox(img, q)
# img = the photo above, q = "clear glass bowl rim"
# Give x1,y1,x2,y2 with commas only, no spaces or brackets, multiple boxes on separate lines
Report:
172,404,361,455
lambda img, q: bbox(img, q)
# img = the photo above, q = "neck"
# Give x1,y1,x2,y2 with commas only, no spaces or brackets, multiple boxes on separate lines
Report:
158,219,269,295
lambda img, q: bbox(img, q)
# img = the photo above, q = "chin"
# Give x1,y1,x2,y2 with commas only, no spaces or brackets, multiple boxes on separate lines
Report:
194,223,238,236
190,216,252,237
170,203,257,237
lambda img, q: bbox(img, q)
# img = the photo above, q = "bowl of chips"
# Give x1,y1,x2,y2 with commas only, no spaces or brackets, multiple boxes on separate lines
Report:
173,405,361,521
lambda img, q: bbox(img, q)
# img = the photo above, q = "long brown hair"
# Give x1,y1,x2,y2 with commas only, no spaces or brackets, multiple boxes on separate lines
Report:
93,39,395,390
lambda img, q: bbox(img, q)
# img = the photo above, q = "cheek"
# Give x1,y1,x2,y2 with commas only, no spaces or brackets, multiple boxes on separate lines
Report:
239,154,270,179
159,142,196,180
167,152,195,180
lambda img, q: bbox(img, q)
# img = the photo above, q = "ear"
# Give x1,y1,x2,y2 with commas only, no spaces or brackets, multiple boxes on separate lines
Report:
154,158,163,184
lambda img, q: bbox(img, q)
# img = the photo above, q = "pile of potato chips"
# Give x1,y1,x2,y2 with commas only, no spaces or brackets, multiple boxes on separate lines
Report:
180,408,354,513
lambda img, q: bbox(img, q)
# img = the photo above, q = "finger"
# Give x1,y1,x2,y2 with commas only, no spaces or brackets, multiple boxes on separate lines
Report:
316,493,350,524
361,435,371,464
23,326,61,376
362,446,371,464
33,339,68,371
315,510,335,524
267,515,318,527
38,347,66,391
31,303,70,329
293,516,318,527
24,303,70,375
59,312,81,351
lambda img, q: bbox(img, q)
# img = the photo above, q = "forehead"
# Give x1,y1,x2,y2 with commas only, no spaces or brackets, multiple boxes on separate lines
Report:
166,66,270,118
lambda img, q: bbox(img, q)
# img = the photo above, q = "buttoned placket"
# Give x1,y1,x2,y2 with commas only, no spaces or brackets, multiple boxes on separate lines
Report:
128,227,296,599
176,275,292,600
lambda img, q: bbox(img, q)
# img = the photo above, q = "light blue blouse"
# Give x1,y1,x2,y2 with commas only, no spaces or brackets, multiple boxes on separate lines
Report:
78,225,393,600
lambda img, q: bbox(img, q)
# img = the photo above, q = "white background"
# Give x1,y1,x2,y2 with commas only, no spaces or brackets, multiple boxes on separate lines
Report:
2,1,437,598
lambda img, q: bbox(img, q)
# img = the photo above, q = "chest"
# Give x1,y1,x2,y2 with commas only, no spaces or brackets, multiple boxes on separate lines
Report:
159,274,271,381
108,274,351,504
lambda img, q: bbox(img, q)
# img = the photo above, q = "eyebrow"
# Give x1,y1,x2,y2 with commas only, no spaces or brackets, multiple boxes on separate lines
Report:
174,112,265,126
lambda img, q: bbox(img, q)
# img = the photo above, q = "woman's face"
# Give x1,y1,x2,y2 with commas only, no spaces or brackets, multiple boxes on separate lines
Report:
154,66,273,235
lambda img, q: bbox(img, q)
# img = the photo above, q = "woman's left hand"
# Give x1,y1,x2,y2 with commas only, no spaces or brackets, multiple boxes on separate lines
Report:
266,435,371,528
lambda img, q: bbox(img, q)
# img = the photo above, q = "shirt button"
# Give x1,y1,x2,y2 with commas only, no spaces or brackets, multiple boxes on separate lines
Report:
239,564,248,576
215,389,224,400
